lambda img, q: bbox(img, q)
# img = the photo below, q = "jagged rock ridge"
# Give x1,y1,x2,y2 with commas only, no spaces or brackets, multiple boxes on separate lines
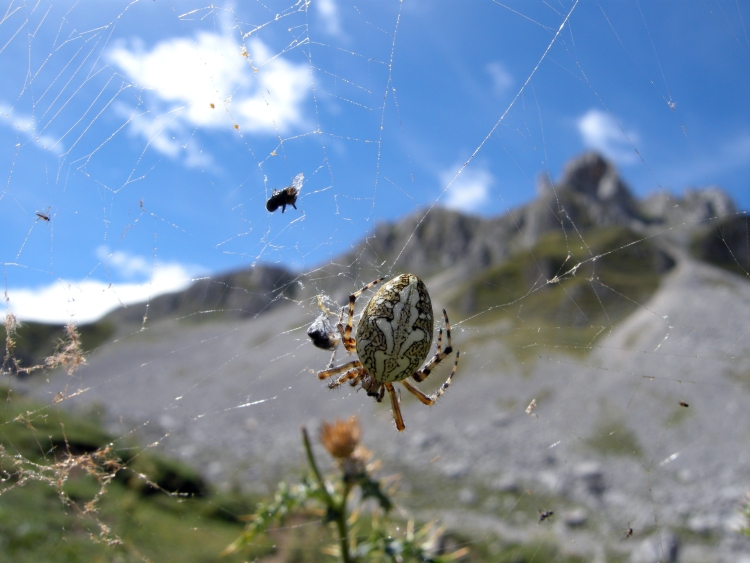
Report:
335,151,743,282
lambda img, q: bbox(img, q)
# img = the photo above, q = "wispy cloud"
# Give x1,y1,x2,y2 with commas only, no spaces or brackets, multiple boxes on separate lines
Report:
440,163,494,213
111,104,215,169
0,102,63,154
659,131,750,189
6,250,202,324
486,61,513,95
577,108,638,165
316,0,343,36
106,29,311,166
96,246,151,278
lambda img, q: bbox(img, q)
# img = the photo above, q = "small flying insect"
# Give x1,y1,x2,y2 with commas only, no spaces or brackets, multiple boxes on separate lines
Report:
36,207,51,222
266,173,303,213
679,402,689,408
538,510,554,523
623,525,633,540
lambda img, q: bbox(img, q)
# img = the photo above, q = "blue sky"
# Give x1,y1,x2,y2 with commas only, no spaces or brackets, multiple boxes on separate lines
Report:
1,0,749,323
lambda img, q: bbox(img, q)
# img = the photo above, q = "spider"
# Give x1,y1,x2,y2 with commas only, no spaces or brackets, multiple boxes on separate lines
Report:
317,274,459,431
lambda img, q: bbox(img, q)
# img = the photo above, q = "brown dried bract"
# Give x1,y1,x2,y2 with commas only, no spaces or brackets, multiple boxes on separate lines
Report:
320,416,361,460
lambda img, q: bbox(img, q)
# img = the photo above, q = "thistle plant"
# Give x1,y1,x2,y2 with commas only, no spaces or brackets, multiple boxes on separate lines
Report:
224,416,467,562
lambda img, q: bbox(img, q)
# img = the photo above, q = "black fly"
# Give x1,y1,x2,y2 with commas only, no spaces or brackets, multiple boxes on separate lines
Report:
266,173,303,213
538,510,554,523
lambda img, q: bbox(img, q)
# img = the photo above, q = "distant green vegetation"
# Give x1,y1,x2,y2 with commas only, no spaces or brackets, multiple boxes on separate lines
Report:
452,227,673,359
489,544,585,563
585,420,642,458
740,495,750,540
0,388,261,563
1,320,115,373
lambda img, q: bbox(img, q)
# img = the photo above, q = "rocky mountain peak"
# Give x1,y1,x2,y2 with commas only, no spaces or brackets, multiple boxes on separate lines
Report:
559,152,624,200
532,151,641,232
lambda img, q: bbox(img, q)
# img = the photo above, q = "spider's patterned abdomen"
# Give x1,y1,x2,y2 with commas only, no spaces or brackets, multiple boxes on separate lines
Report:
355,274,434,383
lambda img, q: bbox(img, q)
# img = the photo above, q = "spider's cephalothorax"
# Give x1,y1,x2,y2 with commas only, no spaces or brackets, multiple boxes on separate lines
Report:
317,274,460,431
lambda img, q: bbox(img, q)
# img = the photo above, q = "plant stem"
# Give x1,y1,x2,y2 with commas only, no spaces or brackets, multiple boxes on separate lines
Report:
301,426,333,504
336,483,352,563
300,426,353,563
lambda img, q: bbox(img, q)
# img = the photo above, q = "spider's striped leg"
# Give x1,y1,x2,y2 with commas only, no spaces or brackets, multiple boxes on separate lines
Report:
318,360,362,380
336,307,355,353
412,309,454,383
385,382,405,431
401,350,459,406
328,367,365,390
375,385,385,403
337,277,384,353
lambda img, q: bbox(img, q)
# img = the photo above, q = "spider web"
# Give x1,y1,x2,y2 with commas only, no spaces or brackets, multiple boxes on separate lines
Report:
2,1,750,561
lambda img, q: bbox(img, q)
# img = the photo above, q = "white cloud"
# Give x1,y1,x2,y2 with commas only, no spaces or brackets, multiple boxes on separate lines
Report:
5,252,202,324
316,0,343,36
486,61,513,95
577,108,638,165
0,102,63,154
96,246,150,278
440,164,493,213
106,30,311,165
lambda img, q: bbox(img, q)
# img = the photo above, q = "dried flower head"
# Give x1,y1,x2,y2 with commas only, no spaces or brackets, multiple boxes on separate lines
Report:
320,416,361,460
45,322,86,375
4,312,18,357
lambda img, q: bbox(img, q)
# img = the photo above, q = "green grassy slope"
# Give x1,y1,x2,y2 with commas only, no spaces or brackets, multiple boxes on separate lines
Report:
0,388,266,563
450,227,674,358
